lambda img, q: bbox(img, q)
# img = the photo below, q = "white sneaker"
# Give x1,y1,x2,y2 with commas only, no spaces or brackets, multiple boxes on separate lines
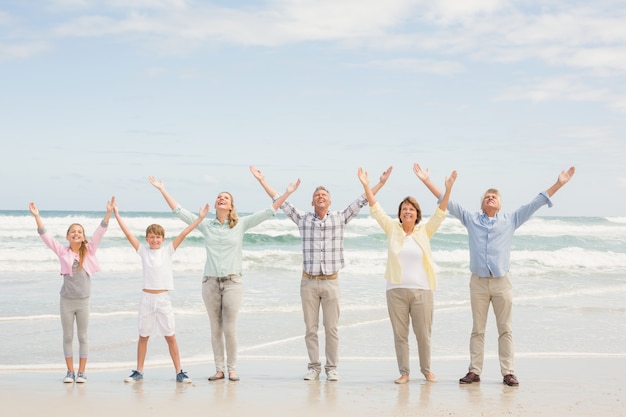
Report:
63,370,75,383
326,369,339,381
303,369,320,380
75,372,87,383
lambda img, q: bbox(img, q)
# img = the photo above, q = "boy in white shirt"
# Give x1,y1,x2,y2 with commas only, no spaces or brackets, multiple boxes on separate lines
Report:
113,200,209,383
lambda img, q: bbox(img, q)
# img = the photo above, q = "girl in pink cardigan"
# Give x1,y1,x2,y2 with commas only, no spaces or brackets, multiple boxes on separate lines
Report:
29,197,114,383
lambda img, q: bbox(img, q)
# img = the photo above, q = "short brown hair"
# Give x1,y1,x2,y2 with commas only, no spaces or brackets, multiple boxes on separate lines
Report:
397,197,422,224
145,224,165,238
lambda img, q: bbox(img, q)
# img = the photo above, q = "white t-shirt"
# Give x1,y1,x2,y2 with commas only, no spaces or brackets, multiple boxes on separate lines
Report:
386,236,430,291
137,243,175,290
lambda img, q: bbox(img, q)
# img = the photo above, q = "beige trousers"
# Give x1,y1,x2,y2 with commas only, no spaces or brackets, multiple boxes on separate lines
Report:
468,273,514,376
300,276,340,374
386,288,434,377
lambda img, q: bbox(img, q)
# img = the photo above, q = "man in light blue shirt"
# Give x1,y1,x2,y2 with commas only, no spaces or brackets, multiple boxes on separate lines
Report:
415,164,575,387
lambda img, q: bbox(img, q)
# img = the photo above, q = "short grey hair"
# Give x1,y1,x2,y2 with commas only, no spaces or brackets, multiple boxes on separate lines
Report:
312,186,331,198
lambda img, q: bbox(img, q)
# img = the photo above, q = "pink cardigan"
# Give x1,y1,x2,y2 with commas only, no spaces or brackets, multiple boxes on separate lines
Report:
39,222,108,277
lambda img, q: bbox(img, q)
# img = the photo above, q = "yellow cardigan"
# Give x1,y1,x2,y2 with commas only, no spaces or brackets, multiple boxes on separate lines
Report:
369,201,446,290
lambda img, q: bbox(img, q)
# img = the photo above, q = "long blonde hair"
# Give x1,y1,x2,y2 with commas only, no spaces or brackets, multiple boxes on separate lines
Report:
222,192,239,228
67,223,88,270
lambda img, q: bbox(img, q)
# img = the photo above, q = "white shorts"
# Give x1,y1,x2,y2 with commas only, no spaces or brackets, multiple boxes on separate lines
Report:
138,292,175,337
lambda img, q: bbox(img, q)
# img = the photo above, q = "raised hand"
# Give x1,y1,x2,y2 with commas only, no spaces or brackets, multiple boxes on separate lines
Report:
379,166,393,184
558,166,576,185
413,163,429,182
107,196,116,212
357,167,370,186
149,176,165,191
29,202,39,217
198,203,210,218
445,171,458,189
249,166,264,182
286,179,301,194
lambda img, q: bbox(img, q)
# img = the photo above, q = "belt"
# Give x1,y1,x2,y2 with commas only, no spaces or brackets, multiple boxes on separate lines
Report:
203,274,241,283
302,271,338,280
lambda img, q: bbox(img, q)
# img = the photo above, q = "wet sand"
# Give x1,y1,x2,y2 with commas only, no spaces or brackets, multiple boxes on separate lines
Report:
1,356,624,416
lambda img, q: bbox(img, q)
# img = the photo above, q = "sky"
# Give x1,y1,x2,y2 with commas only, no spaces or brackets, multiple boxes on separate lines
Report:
1,0,625,217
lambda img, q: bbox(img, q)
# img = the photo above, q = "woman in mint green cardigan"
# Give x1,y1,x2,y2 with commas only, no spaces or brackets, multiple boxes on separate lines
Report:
149,174,299,382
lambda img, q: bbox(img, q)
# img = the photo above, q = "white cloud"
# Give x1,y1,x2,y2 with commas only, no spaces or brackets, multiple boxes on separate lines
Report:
0,41,49,60
419,0,505,23
356,58,464,75
496,76,611,103
4,1,626,111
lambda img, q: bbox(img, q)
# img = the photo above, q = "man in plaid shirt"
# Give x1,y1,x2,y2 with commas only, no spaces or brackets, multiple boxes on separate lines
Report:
251,165,392,381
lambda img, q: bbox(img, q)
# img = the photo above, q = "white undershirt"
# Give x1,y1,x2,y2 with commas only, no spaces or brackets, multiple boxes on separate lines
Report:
386,235,430,290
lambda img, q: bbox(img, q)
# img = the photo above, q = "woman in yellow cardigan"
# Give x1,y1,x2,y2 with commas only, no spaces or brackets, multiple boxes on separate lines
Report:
358,165,457,384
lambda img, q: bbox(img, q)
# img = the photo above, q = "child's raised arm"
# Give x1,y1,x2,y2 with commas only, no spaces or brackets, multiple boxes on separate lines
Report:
29,202,44,229
172,203,209,250
113,201,141,251
104,197,115,223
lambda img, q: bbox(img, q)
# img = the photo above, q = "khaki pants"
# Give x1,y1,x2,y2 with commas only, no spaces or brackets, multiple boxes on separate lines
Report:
300,276,340,374
468,273,514,376
386,288,434,377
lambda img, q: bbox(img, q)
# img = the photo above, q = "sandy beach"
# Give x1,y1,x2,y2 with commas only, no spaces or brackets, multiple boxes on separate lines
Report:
2,356,623,417
2,212,625,416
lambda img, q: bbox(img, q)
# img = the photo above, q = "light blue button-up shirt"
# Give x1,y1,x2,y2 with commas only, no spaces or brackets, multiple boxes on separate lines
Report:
441,192,553,277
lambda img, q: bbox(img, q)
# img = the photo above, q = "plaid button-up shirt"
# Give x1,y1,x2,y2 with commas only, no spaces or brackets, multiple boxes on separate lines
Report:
280,196,367,276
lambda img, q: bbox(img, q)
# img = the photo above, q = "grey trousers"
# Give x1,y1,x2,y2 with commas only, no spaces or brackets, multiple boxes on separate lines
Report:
60,296,90,358
202,275,243,373
386,288,434,377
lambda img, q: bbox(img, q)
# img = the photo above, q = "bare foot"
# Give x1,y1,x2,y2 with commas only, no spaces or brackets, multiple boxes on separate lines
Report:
394,375,410,384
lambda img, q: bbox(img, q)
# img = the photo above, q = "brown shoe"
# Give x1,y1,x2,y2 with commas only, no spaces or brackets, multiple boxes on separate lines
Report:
459,372,480,384
503,374,519,386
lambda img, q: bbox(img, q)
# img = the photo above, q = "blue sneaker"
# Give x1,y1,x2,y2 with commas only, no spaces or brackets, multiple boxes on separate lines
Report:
176,370,192,383
63,370,75,383
124,370,143,383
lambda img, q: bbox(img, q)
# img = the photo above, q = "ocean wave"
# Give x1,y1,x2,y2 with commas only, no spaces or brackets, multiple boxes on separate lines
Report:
2,246,625,276
606,217,626,224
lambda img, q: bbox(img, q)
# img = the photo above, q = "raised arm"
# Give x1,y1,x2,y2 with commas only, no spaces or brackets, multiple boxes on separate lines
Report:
272,179,301,210
149,176,178,210
112,201,141,251
250,165,280,198
104,196,115,223
438,171,458,211
357,168,377,206
250,165,301,210
545,166,575,197
172,203,210,249
370,166,393,196
28,202,45,229
414,163,444,199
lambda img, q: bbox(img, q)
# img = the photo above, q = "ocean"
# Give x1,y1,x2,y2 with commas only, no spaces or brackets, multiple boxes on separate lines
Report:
1,210,625,372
